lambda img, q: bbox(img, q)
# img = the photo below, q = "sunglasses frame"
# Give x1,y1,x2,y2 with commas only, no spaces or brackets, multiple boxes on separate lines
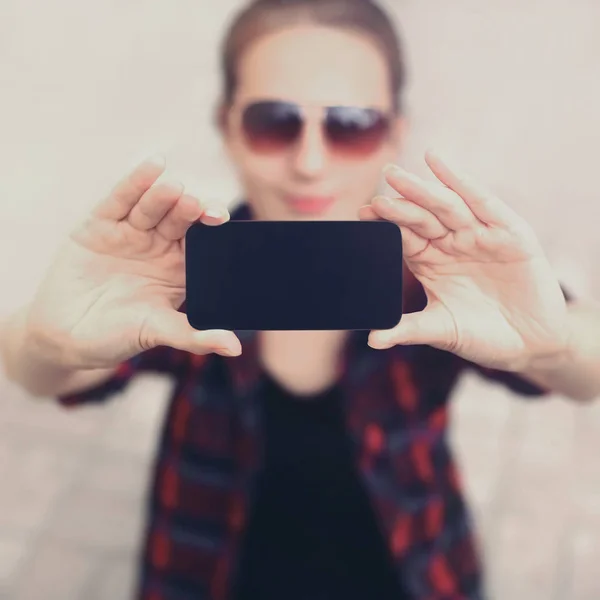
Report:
233,99,396,158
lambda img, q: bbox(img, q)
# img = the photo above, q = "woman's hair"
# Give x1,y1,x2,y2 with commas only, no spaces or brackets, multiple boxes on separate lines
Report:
219,0,407,113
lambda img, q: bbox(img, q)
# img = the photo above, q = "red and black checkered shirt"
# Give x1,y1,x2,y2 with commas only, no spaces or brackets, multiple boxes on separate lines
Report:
58,206,550,600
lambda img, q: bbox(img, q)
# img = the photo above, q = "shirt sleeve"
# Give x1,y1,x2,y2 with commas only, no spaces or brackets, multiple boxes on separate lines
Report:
465,283,574,398
57,345,192,407
466,363,548,397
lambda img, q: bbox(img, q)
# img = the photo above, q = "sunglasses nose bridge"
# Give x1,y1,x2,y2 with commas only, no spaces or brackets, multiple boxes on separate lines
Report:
291,115,330,177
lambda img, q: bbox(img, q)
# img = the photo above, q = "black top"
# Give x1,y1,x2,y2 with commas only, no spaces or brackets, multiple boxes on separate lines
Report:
232,373,408,600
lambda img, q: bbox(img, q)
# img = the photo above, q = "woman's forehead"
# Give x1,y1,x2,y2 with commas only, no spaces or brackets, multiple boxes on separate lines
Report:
234,25,392,110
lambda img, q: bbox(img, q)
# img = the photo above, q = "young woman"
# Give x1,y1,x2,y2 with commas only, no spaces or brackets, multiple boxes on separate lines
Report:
2,1,599,599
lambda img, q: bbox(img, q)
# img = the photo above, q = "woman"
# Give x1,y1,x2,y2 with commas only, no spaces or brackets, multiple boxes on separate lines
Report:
2,1,599,599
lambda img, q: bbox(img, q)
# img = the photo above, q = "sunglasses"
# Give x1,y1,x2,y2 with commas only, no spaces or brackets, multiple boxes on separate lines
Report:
239,101,393,158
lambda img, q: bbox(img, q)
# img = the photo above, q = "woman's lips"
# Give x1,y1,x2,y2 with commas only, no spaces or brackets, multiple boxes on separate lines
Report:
285,195,336,215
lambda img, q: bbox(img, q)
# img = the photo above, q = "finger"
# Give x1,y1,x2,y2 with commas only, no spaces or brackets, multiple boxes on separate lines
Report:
370,195,448,240
358,204,429,258
141,308,242,357
424,149,522,227
198,204,231,226
156,194,203,240
383,163,476,230
157,198,230,241
398,228,429,259
357,205,379,221
128,181,184,231
94,155,166,221
368,304,456,350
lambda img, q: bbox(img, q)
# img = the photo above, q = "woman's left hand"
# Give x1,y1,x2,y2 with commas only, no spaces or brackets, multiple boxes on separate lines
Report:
359,150,569,372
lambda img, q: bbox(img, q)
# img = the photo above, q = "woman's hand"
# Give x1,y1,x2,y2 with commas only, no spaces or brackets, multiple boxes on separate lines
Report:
26,156,241,370
359,150,569,372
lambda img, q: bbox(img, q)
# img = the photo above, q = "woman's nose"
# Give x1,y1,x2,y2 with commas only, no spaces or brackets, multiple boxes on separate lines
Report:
291,121,329,179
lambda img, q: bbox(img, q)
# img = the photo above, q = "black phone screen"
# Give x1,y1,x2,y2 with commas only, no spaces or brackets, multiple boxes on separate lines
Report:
185,220,403,331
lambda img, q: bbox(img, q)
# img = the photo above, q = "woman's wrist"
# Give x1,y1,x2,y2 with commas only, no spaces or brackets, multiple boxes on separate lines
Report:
1,306,95,397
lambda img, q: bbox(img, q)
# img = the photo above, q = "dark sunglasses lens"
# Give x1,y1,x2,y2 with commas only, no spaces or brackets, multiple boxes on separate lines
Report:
326,107,390,157
241,102,302,152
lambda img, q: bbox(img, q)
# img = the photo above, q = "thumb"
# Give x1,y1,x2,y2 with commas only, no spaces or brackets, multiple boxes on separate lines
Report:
368,304,456,350
141,308,242,357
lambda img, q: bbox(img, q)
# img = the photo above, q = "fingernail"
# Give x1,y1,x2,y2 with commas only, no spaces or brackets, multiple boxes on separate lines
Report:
147,154,166,168
218,344,241,357
383,163,403,177
224,348,242,357
426,147,447,163
374,195,395,208
369,340,391,351
161,178,184,193
372,332,393,347
205,207,226,220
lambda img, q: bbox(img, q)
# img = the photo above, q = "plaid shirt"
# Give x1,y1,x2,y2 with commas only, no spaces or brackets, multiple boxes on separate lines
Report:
59,205,549,600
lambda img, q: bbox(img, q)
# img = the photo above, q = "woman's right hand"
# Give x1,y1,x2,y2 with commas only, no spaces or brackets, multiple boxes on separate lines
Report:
25,156,241,370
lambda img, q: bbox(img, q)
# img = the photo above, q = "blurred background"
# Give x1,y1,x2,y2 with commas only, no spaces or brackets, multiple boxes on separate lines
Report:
1,0,600,598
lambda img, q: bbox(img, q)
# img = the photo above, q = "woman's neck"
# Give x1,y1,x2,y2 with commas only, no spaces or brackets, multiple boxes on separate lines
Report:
258,329,349,397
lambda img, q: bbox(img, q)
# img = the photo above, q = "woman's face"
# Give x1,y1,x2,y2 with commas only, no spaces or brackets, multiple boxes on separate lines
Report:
221,25,404,221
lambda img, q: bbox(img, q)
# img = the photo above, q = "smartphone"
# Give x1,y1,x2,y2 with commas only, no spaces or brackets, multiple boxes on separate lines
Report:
185,220,403,331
